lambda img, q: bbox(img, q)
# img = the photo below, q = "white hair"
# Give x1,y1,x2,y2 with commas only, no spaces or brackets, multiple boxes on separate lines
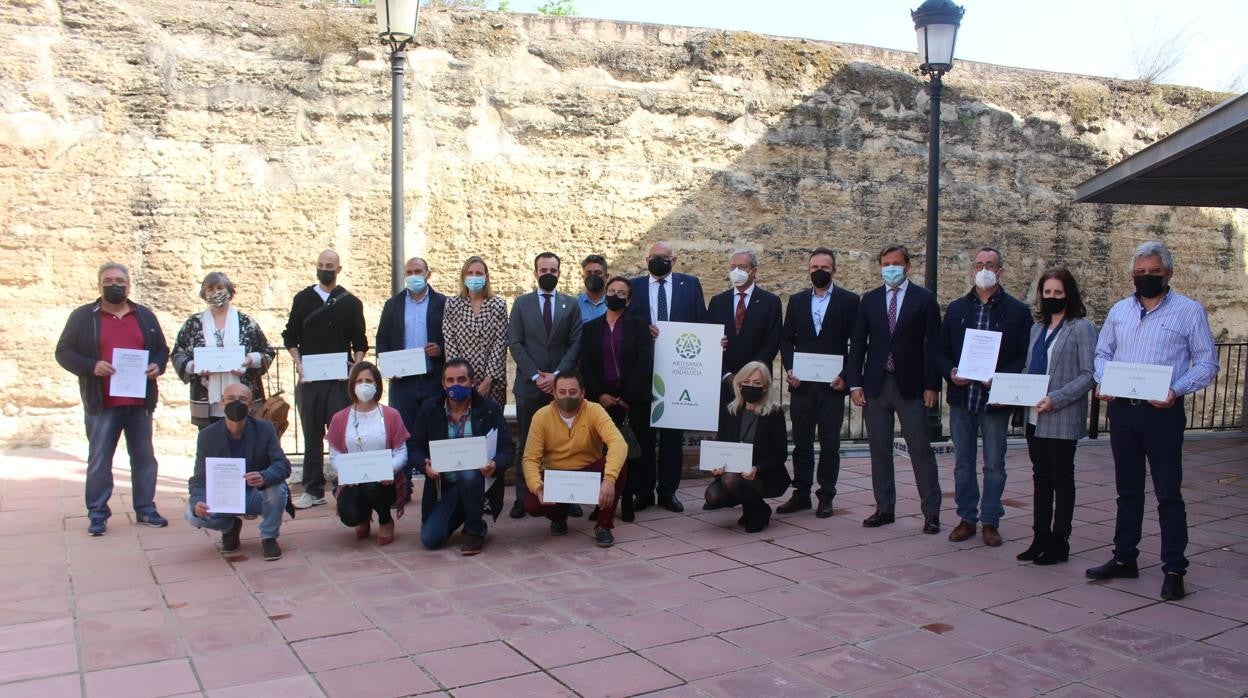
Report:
1132,240,1173,271
730,248,758,268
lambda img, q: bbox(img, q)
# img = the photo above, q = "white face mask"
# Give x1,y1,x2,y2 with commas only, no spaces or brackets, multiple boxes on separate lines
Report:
354,382,377,403
728,268,751,288
974,269,998,290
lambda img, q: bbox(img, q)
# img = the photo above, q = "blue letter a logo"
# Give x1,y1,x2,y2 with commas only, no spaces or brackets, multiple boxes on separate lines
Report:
678,389,692,402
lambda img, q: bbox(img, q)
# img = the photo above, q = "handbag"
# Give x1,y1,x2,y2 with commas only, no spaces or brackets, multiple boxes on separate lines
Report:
619,415,642,461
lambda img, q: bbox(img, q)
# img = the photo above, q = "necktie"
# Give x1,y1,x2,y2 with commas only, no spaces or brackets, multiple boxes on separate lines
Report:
734,292,746,335
542,293,553,334
886,288,898,371
657,279,668,322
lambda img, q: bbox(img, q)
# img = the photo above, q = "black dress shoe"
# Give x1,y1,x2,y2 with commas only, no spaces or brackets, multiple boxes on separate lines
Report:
922,515,940,534
1016,532,1050,561
1034,537,1069,566
1085,558,1139,580
634,494,655,512
776,494,812,514
568,504,584,518
658,495,684,513
815,498,835,519
1161,572,1186,600
862,511,895,527
509,500,526,519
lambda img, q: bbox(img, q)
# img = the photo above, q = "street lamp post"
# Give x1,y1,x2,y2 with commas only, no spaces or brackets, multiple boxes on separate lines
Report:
376,0,421,295
911,0,963,440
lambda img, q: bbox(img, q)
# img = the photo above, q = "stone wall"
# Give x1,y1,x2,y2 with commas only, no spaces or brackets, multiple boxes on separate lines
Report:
2,0,1245,454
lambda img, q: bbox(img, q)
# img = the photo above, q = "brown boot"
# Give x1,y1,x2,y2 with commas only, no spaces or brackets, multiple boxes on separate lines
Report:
982,524,1002,547
948,520,976,542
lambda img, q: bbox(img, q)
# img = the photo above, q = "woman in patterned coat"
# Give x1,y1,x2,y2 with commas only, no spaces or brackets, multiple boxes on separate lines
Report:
442,256,509,405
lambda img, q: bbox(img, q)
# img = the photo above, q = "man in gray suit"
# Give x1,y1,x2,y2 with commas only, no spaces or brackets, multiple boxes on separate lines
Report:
508,252,583,518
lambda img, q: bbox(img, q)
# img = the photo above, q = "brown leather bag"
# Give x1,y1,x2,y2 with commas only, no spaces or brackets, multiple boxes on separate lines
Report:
252,391,290,438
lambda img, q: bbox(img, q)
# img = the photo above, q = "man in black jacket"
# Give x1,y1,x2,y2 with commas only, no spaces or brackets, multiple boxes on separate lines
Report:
779,247,860,518
376,256,446,429
185,383,290,561
56,262,169,537
281,249,368,509
708,249,783,409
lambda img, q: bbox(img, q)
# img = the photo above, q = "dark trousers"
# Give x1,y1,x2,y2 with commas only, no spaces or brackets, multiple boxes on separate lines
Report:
789,386,846,501
1108,399,1188,574
336,482,397,526
1025,425,1077,538
514,393,553,501
863,374,942,517
637,424,683,499
296,379,349,498
388,376,440,435
704,473,770,528
524,458,625,530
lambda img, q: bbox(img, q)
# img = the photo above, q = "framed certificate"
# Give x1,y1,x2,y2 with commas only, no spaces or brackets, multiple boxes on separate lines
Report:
956,329,1002,382
194,346,245,374
698,440,753,473
378,348,427,379
429,436,488,473
1100,361,1172,401
335,450,394,485
301,352,348,382
988,373,1049,406
543,470,601,505
792,353,844,383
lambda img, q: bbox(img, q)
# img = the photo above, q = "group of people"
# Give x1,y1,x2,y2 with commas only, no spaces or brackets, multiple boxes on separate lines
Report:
54,238,1218,600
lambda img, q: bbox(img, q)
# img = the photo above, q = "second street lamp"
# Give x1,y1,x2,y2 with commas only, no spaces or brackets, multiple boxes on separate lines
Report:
377,0,421,295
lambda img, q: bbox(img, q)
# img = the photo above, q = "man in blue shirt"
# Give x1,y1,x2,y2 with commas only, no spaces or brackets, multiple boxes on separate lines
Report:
377,257,446,430
577,254,608,323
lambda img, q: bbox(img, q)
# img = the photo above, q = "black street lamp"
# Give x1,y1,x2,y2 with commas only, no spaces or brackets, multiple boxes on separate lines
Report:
376,0,421,295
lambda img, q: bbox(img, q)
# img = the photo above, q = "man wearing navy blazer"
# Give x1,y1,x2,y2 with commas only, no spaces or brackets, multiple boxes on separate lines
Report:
779,247,860,518
707,249,783,408
936,247,1032,548
629,241,707,513
508,252,583,517
847,244,943,533
375,257,446,431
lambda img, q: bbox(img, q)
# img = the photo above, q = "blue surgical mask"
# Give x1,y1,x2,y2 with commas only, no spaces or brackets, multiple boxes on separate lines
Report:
405,275,427,294
464,276,487,293
881,265,906,288
445,384,472,402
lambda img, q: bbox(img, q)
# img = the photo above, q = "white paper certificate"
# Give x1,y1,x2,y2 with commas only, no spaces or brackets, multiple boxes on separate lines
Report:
335,449,394,485
988,373,1050,406
109,348,149,398
543,470,601,505
792,352,844,383
429,436,488,473
194,346,245,374
205,457,246,514
301,352,348,382
698,440,754,473
378,348,428,379
1100,361,1172,401
956,329,1003,382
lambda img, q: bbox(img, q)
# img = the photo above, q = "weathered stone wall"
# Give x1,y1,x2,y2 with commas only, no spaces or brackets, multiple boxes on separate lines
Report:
2,0,1244,454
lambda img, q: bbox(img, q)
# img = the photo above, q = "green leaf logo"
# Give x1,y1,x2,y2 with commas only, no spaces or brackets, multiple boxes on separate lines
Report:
651,401,665,424
652,374,666,399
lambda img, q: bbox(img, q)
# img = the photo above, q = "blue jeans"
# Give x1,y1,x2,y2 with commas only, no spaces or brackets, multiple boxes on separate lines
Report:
950,405,1011,526
421,470,486,550
84,406,159,522
185,483,288,540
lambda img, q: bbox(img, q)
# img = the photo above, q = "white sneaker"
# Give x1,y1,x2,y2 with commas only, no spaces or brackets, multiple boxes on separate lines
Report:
292,492,326,509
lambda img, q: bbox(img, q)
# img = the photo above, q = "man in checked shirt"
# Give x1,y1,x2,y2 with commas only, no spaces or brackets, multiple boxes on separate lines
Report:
1085,241,1219,601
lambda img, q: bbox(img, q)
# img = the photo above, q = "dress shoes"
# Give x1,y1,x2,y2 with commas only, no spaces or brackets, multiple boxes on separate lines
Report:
815,498,835,519
658,495,684,513
1016,532,1049,561
509,500,526,519
1085,558,1139,580
633,494,655,512
1161,572,1186,600
981,524,1003,547
862,511,895,527
948,520,976,542
1033,537,1069,565
922,515,941,534
776,494,812,514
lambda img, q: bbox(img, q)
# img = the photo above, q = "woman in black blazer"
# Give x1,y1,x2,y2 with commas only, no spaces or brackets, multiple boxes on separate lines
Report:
581,276,653,521
705,361,791,532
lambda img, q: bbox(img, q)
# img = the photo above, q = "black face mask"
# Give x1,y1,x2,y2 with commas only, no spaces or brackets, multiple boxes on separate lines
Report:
647,257,672,278
224,400,249,422
810,269,832,289
1040,297,1067,316
316,269,337,286
584,275,605,293
556,396,582,413
605,295,628,311
101,285,127,304
1133,274,1167,299
537,273,558,292
740,385,766,404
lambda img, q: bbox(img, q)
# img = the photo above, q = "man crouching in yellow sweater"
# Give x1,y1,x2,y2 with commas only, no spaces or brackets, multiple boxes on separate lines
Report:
523,371,628,547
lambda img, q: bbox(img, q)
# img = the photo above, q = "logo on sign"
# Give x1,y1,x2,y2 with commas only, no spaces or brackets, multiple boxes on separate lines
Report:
674,333,702,359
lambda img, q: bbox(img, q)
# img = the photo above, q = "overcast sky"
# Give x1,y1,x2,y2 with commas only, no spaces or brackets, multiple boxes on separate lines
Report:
500,0,1247,93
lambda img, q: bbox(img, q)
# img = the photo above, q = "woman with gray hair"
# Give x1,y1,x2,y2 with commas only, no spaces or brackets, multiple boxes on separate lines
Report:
172,272,275,428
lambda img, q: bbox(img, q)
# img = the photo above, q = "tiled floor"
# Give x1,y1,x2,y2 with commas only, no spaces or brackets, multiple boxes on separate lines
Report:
3,434,1248,697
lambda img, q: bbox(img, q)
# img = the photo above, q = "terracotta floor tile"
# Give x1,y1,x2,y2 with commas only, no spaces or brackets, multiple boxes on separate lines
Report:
551,653,681,698
0,643,78,684
1117,601,1240,640
1152,643,1248,691
417,640,535,688
654,551,741,576
274,604,375,642
479,601,575,637
929,654,1066,698
861,629,983,671
508,626,625,668
315,658,438,697
720,619,840,660
1086,661,1236,698
932,611,1050,651
632,579,723,609
204,674,326,698
593,610,708,650
1066,618,1191,658
291,629,404,672
694,566,792,594
450,671,577,698
641,635,766,681
0,618,75,654
693,664,828,698
1001,636,1132,681
852,674,976,698
84,658,199,698
785,644,911,693
0,674,82,698
386,614,496,654
799,604,909,643
987,595,1103,632
669,596,781,632
191,644,305,690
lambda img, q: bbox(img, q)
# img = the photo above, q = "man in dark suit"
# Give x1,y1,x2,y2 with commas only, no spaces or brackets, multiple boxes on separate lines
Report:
376,256,446,431
629,241,707,513
185,383,290,561
847,244,943,533
936,247,1032,547
508,251,583,518
779,247,860,518
708,249,783,408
